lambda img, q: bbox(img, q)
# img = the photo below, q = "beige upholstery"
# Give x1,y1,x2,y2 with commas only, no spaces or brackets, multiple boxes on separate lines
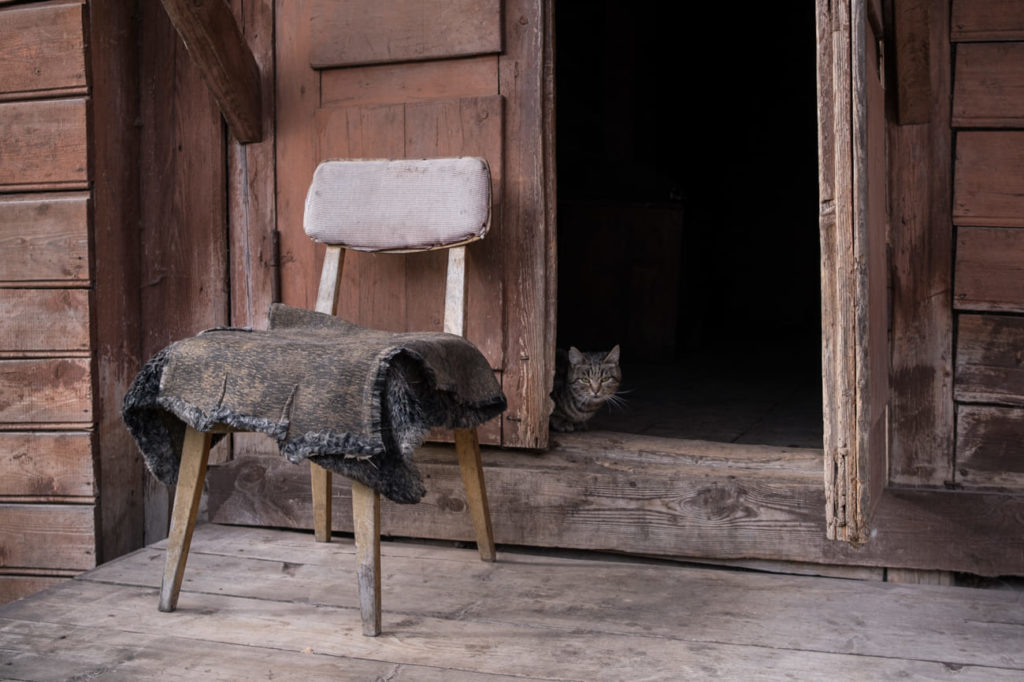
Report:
303,157,491,251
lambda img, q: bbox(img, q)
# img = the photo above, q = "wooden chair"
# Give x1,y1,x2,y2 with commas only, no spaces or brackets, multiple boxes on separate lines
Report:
158,157,497,636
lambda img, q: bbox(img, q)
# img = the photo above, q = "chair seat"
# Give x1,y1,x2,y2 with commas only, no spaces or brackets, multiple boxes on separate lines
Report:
123,303,505,504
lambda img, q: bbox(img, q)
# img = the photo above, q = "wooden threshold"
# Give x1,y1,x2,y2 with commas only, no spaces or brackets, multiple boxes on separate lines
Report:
207,430,1024,576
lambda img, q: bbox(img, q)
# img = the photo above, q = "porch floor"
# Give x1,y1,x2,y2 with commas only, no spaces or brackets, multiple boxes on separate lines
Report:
2,524,1023,680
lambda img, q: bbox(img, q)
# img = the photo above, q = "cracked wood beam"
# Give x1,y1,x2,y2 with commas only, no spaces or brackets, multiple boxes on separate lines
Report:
159,0,262,143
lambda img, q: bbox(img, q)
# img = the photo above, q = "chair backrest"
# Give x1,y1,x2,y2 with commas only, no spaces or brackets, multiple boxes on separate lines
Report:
304,157,492,337
303,157,492,253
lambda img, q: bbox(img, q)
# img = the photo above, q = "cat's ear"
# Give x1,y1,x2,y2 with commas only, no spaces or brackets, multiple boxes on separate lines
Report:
568,347,585,365
604,345,620,364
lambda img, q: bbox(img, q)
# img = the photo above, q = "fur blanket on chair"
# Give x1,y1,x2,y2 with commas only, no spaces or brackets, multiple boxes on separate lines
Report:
122,303,506,504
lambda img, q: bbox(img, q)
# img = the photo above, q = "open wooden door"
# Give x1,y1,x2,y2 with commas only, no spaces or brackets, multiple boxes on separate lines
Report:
275,0,555,450
816,0,890,544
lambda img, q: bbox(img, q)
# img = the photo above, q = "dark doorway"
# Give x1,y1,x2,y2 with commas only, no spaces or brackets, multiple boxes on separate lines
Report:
555,2,823,447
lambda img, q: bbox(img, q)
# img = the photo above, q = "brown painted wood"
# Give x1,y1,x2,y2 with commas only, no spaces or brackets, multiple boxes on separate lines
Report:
955,227,1024,313
498,0,555,449
0,504,95,571
0,98,87,191
952,0,1024,41
321,56,499,108
954,42,1024,128
0,576,64,606
0,432,94,498
0,192,89,285
956,405,1024,491
89,0,146,563
158,0,262,142
309,0,501,69
0,289,89,353
955,314,1024,405
955,131,1024,227
893,0,931,124
0,359,91,424
0,0,86,101
888,0,955,487
207,434,1024,575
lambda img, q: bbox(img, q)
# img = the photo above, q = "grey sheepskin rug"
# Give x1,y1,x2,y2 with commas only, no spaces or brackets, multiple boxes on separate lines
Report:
122,303,506,504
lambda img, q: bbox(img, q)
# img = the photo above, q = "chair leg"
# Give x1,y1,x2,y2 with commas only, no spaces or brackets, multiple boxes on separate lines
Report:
351,481,382,636
159,426,212,612
454,427,495,562
310,462,333,543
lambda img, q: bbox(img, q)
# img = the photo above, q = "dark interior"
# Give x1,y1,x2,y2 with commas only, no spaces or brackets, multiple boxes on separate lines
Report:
555,2,823,447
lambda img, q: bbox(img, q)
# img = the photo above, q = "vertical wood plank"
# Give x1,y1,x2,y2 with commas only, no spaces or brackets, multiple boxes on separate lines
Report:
888,0,955,486
90,0,146,562
229,0,279,462
140,0,229,542
498,0,555,449
893,0,931,124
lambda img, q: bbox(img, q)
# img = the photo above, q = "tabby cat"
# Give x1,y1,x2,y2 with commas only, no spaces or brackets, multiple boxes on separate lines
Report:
549,345,622,432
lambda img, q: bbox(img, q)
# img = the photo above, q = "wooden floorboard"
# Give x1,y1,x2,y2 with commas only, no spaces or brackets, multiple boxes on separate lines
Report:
1,524,1022,680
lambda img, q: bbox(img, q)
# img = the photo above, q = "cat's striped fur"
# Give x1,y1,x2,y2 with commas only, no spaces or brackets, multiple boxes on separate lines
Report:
549,345,621,432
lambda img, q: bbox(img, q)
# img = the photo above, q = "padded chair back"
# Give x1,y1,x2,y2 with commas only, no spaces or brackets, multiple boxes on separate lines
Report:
303,157,492,252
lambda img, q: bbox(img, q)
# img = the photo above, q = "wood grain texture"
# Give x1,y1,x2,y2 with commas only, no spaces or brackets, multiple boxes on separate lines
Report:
228,0,279,462
89,0,146,562
498,0,555,449
893,0,931,124
321,56,499,108
0,192,89,284
159,427,211,612
954,42,1024,128
0,289,89,353
158,0,262,142
956,404,1024,490
0,359,91,424
309,0,501,68
0,432,94,498
0,98,87,191
952,0,1024,41
955,227,1024,313
0,504,95,570
0,576,64,606
888,0,955,487
955,131,1024,227
207,434,1024,575
955,314,1024,405
0,0,86,101
140,0,229,541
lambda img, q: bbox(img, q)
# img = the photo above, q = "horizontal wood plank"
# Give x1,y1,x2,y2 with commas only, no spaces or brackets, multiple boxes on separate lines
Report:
310,0,501,68
954,227,1024,312
5,575,1022,679
954,42,1024,127
955,314,1024,405
321,56,499,108
0,289,89,353
0,1,86,101
0,576,65,606
0,359,91,424
0,504,95,570
0,98,88,191
956,404,1024,490
954,131,1024,227
952,0,1024,41
0,432,94,498
0,192,89,283
208,433,1024,575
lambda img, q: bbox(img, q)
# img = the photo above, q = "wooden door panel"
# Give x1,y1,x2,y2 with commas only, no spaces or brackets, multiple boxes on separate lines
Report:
310,0,502,68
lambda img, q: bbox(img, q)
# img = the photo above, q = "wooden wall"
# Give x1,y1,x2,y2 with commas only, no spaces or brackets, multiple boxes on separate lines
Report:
951,0,1024,492
0,0,96,604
